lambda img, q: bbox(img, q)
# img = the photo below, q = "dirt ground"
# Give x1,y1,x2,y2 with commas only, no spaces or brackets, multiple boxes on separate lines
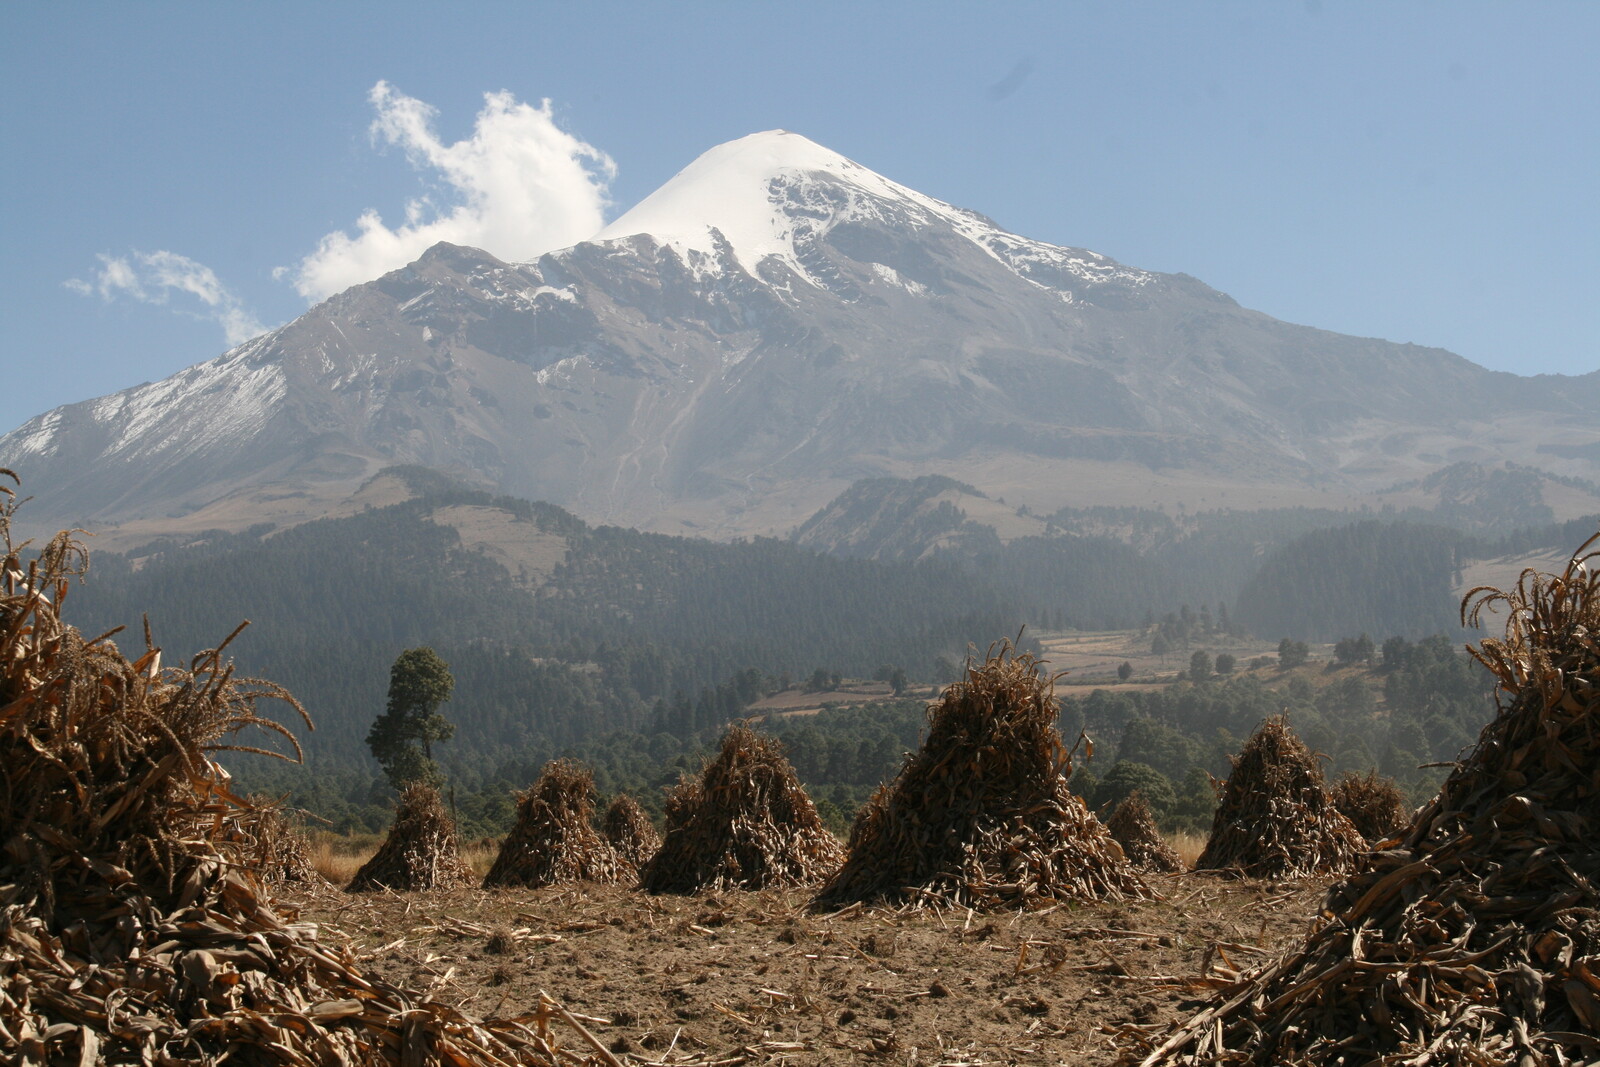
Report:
285,871,1334,1066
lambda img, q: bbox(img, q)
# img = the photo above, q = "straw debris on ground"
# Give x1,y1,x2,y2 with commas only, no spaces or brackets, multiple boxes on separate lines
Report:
1106,790,1183,873
602,793,660,869
346,781,476,893
1329,768,1411,844
0,471,595,1065
639,722,843,894
815,639,1149,911
483,759,630,888
1123,534,1600,1066
1193,715,1362,880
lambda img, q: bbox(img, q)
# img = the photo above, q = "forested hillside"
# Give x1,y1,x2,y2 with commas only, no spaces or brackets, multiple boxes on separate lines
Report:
249,631,1496,839
1059,633,1493,823
50,467,1586,838
1233,521,1464,641
67,480,1022,776
795,471,1600,631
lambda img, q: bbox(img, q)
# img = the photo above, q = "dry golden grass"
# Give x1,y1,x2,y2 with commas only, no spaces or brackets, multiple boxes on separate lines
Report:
309,833,381,885
462,842,498,879
1167,831,1205,870
310,833,501,887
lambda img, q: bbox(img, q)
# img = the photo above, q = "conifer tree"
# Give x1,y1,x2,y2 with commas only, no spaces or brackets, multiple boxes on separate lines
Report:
367,647,456,789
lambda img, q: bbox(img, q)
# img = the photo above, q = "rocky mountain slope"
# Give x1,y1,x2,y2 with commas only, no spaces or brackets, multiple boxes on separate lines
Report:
6,130,1599,542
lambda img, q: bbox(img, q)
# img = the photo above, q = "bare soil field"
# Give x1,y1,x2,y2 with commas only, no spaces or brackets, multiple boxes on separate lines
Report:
288,872,1333,1066
1037,630,1283,685
747,682,923,718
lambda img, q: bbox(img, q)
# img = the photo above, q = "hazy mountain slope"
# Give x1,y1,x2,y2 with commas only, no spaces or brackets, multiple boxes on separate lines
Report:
792,468,1600,631
6,130,1600,541
66,471,1020,768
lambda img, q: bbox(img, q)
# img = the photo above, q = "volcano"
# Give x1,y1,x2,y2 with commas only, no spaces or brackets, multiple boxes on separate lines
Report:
5,130,1599,541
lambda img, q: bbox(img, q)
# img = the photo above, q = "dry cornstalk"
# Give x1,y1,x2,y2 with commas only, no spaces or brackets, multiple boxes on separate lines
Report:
1193,715,1362,879
229,793,327,886
1122,532,1600,1065
1106,790,1183,874
346,781,476,893
484,759,630,888
1328,768,1411,844
640,722,842,894
814,638,1149,910
0,472,593,1065
602,793,661,869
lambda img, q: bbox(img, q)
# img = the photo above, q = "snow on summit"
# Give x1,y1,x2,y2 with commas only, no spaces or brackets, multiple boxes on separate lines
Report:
591,129,1151,293
594,130,888,276
592,130,999,272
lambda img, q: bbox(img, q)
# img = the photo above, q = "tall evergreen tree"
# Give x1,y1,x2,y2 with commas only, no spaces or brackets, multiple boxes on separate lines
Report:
367,647,456,789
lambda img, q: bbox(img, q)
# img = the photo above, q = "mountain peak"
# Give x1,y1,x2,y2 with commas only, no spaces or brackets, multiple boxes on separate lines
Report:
589,131,1149,300
412,241,504,272
10,128,1599,548
592,130,946,278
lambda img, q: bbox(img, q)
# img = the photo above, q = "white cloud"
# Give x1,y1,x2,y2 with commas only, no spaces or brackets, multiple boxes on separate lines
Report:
280,82,616,303
66,251,267,346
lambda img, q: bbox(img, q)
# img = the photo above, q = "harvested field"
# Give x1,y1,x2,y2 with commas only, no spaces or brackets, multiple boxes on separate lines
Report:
0,472,591,1066
1038,630,1281,684
746,682,916,718
292,871,1332,1066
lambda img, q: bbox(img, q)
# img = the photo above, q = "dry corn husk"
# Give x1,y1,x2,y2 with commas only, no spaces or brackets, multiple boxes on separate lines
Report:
1193,715,1362,879
484,759,630,888
1123,533,1600,1065
640,722,842,894
814,639,1149,910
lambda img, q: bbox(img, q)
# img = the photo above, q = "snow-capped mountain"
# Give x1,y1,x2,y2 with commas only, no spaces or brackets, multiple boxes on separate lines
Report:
6,130,1600,540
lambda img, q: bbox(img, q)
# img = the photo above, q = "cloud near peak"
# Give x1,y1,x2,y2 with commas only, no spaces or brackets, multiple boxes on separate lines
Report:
66,250,267,346
279,82,617,303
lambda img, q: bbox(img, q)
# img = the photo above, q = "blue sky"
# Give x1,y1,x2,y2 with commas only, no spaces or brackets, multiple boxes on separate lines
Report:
3,2,1596,434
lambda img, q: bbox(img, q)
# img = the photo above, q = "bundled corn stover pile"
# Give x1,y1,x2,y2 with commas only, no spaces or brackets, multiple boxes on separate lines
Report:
346,781,475,893
1126,537,1600,1065
484,759,629,888
815,641,1148,910
602,793,660,869
231,794,325,886
0,473,585,1066
1106,790,1183,874
1329,769,1411,845
1193,715,1363,879
640,723,843,894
